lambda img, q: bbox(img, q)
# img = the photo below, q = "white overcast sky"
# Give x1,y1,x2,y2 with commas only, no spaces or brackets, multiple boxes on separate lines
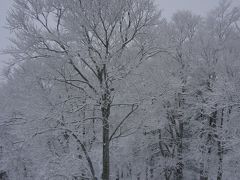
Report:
0,0,239,81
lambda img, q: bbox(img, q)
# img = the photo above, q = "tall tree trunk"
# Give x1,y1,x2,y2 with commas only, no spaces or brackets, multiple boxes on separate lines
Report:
176,121,184,180
101,94,110,180
102,117,110,180
101,70,111,180
175,92,184,180
217,142,223,180
200,108,217,180
217,109,224,180
199,112,207,180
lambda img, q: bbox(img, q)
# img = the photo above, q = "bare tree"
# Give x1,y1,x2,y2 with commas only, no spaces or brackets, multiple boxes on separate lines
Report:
5,0,161,179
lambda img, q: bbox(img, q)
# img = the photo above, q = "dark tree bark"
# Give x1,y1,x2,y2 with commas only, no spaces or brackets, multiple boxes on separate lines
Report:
176,121,184,180
217,109,224,180
175,91,184,180
102,114,110,180
100,64,111,180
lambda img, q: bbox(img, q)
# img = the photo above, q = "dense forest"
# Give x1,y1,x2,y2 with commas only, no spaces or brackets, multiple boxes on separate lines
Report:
1,0,240,179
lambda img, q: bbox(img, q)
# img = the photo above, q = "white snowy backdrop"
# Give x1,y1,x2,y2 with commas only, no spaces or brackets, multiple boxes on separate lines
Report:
1,0,240,180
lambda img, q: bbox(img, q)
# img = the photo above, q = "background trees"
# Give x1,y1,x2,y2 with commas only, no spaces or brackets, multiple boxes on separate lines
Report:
1,0,240,180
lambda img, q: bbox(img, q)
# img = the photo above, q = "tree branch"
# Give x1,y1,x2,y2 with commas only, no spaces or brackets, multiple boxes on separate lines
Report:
109,104,139,141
